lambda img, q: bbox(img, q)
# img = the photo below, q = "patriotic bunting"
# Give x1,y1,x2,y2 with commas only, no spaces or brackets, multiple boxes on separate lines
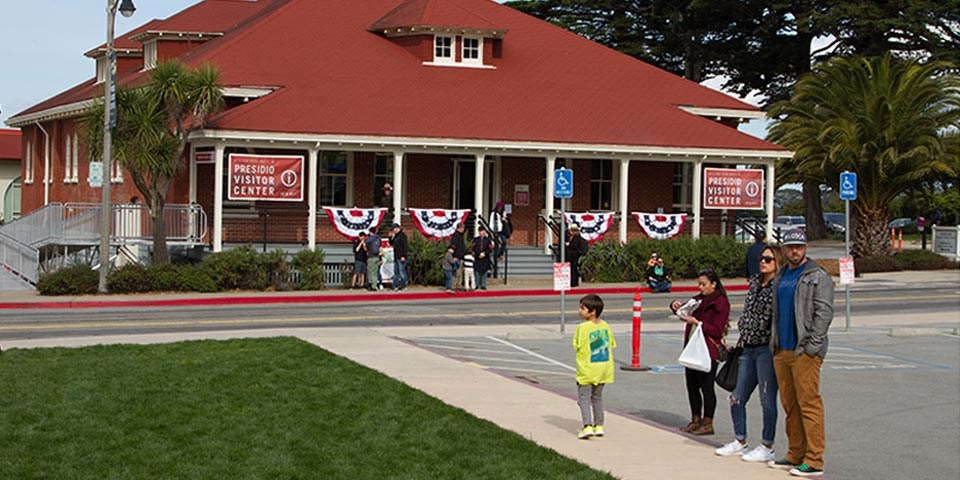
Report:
632,212,687,240
323,207,387,240
408,208,471,240
563,212,615,244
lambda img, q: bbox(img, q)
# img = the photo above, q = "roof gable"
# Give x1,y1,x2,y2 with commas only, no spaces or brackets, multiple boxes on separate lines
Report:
369,0,503,33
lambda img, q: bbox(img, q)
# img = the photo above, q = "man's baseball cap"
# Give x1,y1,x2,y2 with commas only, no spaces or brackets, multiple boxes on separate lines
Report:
782,228,807,245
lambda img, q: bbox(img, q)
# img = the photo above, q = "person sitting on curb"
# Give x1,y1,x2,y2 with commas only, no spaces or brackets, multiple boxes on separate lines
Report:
646,256,672,293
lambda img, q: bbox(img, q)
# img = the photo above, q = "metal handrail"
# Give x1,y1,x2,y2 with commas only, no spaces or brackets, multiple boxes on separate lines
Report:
0,230,40,285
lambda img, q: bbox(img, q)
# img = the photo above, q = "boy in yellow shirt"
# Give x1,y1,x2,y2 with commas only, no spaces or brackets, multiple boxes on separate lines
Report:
573,294,617,439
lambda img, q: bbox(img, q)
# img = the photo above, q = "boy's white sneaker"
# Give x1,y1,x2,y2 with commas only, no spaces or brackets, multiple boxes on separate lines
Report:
715,440,748,456
742,445,776,463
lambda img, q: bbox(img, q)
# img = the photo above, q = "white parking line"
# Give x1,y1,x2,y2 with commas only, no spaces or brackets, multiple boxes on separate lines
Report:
486,336,577,372
417,344,529,356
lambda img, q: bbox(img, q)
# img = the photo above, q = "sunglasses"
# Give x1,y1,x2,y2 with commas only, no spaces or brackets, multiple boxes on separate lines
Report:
760,256,776,264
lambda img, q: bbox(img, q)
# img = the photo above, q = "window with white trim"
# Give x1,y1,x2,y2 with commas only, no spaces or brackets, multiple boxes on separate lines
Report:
64,134,73,182
72,134,80,182
144,40,158,70
461,36,482,65
319,151,351,206
434,35,454,64
673,163,693,212
96,56,108,83
24,141,33,184
112,157,123,183
374,153,394,208
590,160,613,210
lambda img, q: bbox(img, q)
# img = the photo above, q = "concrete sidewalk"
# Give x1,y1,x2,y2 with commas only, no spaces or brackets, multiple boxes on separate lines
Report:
0,269,956,310
4,324,788,480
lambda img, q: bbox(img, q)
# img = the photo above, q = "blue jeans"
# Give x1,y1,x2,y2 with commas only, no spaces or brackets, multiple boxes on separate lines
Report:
730,345,778,445
394,258,408,289
648,279,671,292
475,270,487,289
444,269,454,290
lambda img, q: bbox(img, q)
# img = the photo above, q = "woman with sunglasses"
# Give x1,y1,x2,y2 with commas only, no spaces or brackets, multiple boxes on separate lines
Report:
715,246,782,462
670,269,730,436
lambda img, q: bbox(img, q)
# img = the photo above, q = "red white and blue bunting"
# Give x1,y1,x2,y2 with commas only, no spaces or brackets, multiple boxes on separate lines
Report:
323,207,387,240
632,212,687,240
409,208,471,240
563,212,615,244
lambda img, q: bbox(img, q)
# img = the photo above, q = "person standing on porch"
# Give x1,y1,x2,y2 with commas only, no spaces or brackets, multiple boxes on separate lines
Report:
489,200,506,259
449,222,467,290
566,224,588,287
472,226,493,290
365,227,382,291
389,223,408,291
379,182,394,236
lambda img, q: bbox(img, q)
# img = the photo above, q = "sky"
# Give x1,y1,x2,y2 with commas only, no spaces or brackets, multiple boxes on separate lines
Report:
0,0,768,138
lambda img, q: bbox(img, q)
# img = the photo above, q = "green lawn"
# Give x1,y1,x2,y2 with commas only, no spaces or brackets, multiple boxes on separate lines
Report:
0,338,615,479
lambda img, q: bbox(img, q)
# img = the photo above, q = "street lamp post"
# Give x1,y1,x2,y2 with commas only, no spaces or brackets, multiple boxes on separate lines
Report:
98,0,135,293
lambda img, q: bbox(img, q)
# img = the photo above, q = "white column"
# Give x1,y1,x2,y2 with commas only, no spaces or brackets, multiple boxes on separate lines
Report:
393,151,404,227
213,143,225,252
188,145,197,204
307,147,319,250
766,162,776,240
618,158,629,243
474,153,485,235
545,156,556,254
692,158,703,239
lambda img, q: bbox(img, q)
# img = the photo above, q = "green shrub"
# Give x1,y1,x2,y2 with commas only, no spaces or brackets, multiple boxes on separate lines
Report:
855,255,900,273
37,265,98,296
106,264,153,293
291,248,326,290
171,264,218,292
892,249,959,270
200,245,264,290
580,236,748,282
258,249,291,291
409,235,447,286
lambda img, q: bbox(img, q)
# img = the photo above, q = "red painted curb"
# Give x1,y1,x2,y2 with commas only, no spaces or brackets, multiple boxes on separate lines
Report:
0,284,748,310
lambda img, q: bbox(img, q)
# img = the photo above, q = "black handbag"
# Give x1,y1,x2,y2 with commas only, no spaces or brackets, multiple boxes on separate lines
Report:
715,346,742,392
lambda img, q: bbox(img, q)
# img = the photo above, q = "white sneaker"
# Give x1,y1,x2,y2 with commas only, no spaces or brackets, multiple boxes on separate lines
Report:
742,445,776,462
715,440,748,456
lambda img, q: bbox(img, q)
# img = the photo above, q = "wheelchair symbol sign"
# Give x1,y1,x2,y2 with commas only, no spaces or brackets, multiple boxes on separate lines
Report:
555,168,573,198
840,172,857,200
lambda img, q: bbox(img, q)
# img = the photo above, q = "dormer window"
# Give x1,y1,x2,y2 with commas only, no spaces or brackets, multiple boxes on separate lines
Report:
96,57,108,83
462,36,481,65
434,35,454,64
144,40,158,70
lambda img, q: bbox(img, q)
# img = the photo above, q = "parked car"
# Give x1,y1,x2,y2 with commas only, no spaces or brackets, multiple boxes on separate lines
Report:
823,212,846,234
888,218,914,229
774,216,806,231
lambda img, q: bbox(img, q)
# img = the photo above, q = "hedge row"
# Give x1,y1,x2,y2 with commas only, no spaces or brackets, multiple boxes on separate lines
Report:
38,246,325,296
580,236,749,283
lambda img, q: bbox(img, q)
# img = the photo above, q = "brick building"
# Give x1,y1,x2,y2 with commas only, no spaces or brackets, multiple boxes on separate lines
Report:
6,0,788,252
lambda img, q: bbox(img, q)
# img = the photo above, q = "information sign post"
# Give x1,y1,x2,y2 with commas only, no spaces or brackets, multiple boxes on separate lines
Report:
555,168,573,334
839,171,857,331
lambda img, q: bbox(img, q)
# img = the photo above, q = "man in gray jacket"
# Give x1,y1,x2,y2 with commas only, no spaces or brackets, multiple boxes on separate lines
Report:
769,229,834,477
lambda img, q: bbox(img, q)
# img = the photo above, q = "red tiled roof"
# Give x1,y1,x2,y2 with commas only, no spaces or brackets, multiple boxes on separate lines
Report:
0,129,21,160
14,0,782,153
369,0,503,32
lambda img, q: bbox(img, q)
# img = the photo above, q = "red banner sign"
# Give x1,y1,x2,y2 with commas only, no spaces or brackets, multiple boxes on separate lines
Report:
228,154,303,202
704,168,764,210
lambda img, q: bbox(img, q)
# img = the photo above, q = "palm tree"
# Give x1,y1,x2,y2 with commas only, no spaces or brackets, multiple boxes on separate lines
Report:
86,61,224,264
768,54,959,257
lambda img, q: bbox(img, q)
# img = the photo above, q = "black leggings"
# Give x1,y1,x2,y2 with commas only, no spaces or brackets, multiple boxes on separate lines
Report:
685,361,718,418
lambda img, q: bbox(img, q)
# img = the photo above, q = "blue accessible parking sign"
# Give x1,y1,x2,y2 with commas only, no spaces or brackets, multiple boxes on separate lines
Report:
555,168,573,198
840,172,857,200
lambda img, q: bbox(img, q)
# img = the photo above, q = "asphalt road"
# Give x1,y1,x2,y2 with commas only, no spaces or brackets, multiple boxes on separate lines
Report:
0,286,957,340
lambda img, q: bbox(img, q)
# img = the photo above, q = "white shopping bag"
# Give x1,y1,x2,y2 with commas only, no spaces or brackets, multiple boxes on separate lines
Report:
678,324,712,372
